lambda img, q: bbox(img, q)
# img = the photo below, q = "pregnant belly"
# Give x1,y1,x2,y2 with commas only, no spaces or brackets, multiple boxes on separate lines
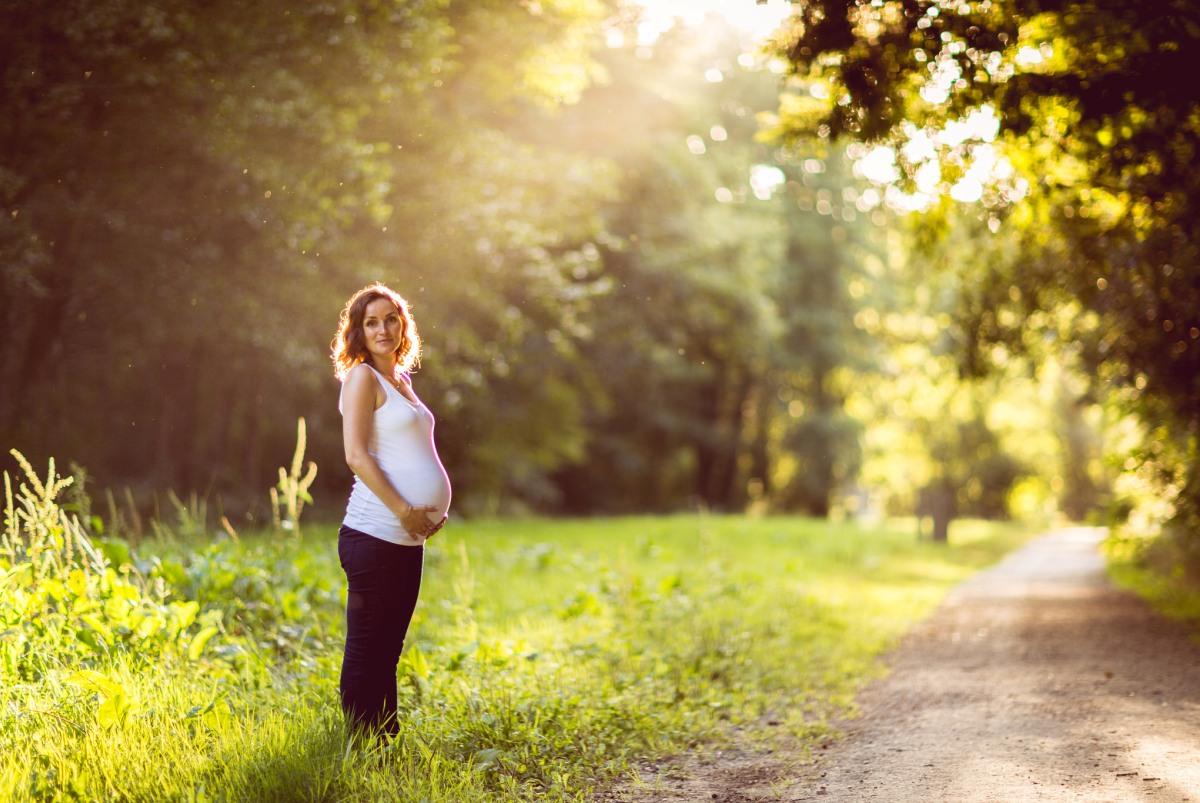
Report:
393,461,452,522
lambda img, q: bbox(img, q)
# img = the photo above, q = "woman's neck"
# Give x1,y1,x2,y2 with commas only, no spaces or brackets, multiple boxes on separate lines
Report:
369,355,399,378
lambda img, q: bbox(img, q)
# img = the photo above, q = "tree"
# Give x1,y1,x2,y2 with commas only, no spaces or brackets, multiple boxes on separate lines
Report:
0,0,617,517
0,0,394,494
548,17,788,513
767,147,875,516
539,14,891,516
766,0,1200,545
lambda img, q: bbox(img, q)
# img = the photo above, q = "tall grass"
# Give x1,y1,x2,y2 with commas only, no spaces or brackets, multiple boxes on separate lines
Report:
1,456,1032,801
1103,530,1200,638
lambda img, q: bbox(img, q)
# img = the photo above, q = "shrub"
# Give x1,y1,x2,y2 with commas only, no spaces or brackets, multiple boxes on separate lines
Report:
1,451,219,680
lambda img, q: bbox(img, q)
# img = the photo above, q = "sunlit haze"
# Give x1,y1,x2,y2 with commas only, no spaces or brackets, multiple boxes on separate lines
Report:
629,0,792,43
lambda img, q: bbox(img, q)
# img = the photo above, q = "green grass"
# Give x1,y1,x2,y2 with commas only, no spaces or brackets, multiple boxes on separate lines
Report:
1103,530,1200,641
1,514,1033,802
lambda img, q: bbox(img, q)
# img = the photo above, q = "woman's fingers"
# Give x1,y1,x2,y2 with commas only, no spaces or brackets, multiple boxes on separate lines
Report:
413,513,447,541
403,505,444,538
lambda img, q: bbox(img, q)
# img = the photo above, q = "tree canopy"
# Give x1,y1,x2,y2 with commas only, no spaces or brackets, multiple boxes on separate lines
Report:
0,0,618,513
0,0,1112,534
766,0,1200,544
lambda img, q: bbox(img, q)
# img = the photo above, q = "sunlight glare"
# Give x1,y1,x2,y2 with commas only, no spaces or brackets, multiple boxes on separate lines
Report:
750,164,786,200
902,130,937,163
920,60,958,105
1015,46,1044,67
914,161,941,195
628,0,792,44
859,147,900,184
950,176,984,203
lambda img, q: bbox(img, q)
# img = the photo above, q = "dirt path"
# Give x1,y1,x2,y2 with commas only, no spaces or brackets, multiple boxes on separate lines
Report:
604,528,1200,802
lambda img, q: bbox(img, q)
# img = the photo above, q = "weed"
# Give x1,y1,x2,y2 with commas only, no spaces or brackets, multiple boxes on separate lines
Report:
270,417,318,537
0,463,1034,802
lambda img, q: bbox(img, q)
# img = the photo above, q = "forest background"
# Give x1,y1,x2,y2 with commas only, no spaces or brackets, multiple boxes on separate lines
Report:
2,0,1197,560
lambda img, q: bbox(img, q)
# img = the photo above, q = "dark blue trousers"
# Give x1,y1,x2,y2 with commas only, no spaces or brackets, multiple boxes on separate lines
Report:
337,525,424,736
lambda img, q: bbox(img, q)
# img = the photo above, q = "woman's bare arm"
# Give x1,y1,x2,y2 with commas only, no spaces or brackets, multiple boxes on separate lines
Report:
342,364,438,536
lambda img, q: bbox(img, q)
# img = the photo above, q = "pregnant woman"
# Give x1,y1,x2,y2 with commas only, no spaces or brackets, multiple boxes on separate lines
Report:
330,282,451,738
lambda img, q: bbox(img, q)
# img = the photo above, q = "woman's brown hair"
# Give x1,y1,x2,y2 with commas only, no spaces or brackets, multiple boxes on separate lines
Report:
331,283,421,381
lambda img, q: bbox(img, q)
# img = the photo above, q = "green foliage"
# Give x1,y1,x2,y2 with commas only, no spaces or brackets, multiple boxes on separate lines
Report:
543,17,887,515
768,0,1200,544
64,670,133,731
768,147,877,515
0,451,222,680
0,1,1075,523
1103,530,1200,639
270,418,318,537
0,0,615,516
0,465,1033,801
836,210,1045,527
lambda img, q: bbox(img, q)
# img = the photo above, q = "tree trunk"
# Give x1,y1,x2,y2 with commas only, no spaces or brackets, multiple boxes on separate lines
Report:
929,485,954,544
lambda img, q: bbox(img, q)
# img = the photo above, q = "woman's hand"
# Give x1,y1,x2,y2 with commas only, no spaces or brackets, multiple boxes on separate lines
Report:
399,503,441,538
424,515,449,541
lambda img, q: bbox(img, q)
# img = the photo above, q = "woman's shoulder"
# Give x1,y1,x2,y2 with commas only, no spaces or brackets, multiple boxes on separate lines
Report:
344,362,382,392
342,362,387,413
346,362,377,380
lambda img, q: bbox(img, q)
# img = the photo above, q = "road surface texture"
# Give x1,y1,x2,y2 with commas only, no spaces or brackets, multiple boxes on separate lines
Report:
601,528,1200,802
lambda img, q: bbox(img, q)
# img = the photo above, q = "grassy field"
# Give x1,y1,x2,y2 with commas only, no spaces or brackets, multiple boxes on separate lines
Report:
3,469,1035,802
1103,531,1200,640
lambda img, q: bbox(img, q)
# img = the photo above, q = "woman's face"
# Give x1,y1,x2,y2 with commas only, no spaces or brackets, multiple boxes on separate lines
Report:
362,297,405,363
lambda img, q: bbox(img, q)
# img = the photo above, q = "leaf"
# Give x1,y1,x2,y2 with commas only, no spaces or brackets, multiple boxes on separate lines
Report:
183,692,222,719
65,669,123,699
97,690,131,730
472,748,503,769
166,600,200,640
446,640,479,672
77,614,115,652
97,538,132,569
66,670,132,729
148,557,188,590
188,626,219,661
132,611,165,640
402,644,431,679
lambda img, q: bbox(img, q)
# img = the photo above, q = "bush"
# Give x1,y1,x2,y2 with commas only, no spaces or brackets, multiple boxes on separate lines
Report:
1,451,220,680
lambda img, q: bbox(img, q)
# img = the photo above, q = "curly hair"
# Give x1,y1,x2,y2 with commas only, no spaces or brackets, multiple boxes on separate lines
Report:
331,283,421,381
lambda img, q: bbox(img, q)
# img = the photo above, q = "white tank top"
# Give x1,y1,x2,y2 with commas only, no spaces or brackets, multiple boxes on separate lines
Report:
339,365,452,546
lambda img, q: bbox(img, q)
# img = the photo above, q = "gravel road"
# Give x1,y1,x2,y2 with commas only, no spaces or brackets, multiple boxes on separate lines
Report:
605,528,1200,802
